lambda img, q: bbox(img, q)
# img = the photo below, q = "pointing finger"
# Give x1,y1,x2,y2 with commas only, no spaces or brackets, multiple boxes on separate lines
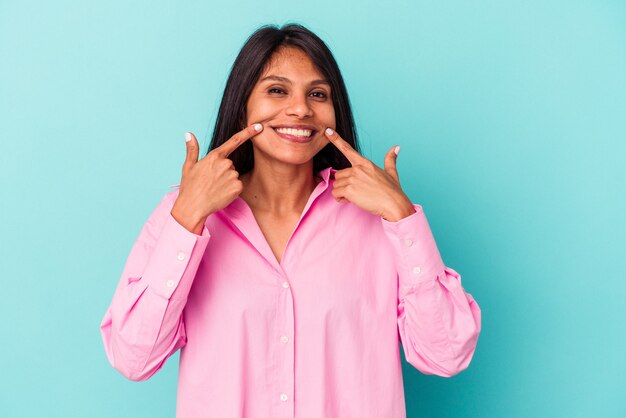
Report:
324,127,364,166
215,123,263,158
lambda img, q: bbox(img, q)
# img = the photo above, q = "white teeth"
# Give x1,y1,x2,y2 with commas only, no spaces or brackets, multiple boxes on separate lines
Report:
275,127,313,137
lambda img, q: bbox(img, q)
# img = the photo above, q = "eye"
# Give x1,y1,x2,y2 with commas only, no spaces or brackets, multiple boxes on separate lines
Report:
267,87,328,99
311,91,327,99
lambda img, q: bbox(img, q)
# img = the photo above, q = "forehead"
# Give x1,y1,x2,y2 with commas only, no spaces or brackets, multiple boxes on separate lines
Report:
260,46,323,78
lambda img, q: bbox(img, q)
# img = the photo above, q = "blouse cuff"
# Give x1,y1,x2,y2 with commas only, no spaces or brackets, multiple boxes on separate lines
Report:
144,212,211,300
381,203,446,297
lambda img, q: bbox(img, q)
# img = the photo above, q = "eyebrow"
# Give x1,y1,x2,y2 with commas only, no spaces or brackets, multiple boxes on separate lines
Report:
259,75,330,86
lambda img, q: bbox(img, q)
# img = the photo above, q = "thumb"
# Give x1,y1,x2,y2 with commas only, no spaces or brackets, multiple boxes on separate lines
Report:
183,131,199,171
384,145,400,183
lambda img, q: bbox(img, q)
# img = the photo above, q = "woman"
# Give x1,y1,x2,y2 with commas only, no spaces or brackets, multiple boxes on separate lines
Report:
100,23,481,418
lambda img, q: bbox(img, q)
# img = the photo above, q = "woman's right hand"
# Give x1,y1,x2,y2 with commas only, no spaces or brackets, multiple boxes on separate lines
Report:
170,123,264,234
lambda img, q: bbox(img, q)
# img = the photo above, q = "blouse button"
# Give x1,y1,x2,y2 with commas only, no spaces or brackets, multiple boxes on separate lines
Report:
412,266,421,275
177,252,186,261
166,280,175,288
282,281,290,289
280,393,288,401
280,336,289,343
404,239,413,247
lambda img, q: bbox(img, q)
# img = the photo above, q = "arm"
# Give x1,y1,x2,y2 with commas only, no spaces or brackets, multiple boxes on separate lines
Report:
381,204,481,377
100,189,211,381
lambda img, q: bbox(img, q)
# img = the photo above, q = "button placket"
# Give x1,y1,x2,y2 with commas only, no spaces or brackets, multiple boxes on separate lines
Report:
275,270,294,414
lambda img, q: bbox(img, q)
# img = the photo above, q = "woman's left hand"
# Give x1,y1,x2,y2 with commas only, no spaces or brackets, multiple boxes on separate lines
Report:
325,128,417,222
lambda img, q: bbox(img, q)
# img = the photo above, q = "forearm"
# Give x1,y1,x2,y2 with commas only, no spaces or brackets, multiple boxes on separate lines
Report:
381,203,482,377
100,192,212,381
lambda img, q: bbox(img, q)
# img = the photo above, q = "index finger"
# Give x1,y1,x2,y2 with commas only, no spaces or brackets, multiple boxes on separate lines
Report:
215,123,264,157
324,127,365,166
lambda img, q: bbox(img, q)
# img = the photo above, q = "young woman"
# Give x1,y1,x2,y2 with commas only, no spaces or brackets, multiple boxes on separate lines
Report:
100,23,481,418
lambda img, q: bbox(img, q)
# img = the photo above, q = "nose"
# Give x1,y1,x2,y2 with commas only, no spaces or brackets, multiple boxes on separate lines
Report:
285,91,313,118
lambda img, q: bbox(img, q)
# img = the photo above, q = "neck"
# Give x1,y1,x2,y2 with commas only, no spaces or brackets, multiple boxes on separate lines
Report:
240,159,323,216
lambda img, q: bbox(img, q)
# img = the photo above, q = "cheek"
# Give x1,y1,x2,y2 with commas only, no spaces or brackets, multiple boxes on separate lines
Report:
245,97,277,124
322,106,336,128
251,129,276,145
250,100,281,117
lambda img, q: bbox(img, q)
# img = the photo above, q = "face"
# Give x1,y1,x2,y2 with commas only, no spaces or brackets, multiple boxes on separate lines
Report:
244,46,335,167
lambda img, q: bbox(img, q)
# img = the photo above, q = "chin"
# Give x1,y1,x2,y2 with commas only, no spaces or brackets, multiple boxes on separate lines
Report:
276,153,317,166
253,137,322,157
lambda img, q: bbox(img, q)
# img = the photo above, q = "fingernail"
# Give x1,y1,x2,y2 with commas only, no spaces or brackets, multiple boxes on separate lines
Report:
325,127,334,135
394,145,400,155
185,132,192,142
254,123,262,131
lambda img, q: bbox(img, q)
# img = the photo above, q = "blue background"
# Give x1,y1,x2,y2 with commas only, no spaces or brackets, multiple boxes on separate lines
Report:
1,1,624,417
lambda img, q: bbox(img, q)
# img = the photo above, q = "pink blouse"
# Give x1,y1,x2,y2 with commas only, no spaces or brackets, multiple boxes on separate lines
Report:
100,166,481,418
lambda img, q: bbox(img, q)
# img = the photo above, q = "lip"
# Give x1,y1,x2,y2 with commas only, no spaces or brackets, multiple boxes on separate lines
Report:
271,123,317,131
271,125,317,143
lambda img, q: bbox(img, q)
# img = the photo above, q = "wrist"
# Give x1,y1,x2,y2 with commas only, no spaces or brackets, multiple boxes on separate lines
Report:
382,197,416,222
171,202,208,235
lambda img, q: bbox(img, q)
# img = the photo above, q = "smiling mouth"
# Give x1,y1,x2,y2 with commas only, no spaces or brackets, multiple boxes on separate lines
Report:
271,127,317,143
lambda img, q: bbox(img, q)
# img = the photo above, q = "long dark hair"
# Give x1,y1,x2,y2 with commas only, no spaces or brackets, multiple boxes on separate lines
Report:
207,23,360,175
